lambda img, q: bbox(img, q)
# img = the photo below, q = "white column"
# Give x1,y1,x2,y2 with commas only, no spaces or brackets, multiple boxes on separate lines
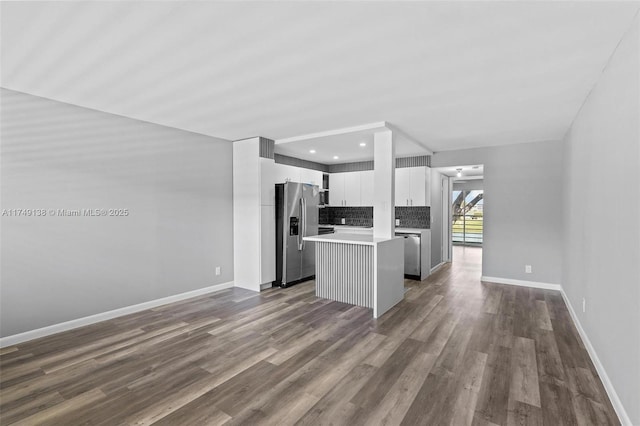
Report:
373,130,395,239
233,137,261,292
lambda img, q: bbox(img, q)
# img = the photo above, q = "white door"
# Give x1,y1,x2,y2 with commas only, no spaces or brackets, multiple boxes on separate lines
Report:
330,173,346,206
274,163,300,184
300,168,322,186
425,167,432,207
344,172,361,206
360,170,375,206
395,168,411,206
409,167,426,206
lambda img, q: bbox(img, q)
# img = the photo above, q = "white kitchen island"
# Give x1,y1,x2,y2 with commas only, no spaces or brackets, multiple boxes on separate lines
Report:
303,233,404,318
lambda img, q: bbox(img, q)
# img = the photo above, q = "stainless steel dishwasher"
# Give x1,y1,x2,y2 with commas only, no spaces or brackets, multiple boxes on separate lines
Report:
397,233,421,277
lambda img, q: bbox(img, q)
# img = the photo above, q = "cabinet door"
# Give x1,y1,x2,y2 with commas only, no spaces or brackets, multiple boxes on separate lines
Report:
410,167,426,206
425,167,431,207
300,168,322,186
260,204,276,284
344,172,361,206
395,168,411,206
260,158,276,206
273,163,300,184
360,170,374,206
330,173,345,206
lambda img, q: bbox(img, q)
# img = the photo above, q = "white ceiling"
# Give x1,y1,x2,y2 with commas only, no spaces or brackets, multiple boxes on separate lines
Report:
274,122,430,164
2,2,638,152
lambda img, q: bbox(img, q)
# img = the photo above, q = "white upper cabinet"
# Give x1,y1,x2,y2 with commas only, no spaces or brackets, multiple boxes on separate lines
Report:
395,168,412,206
425,167,431,207
273,163,300,185
395,166,431,206
360,170,374,206
330,173,346,206
344,172,361,206
260,158,276,206
410,167,426,206
299,168,323,186
330,172,364,206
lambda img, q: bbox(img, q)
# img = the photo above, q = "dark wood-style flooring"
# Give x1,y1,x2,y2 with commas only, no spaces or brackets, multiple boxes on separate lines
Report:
0,247,619,425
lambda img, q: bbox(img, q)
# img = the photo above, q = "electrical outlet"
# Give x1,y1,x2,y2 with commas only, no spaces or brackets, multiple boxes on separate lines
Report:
395,219,400,226
582,298,586,313
341,218,345,224
525,265,532,274
215,266,221,276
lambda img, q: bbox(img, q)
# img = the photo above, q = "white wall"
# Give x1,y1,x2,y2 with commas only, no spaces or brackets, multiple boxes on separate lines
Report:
562,15,639,425
453,179,484,191
0,89,234,337
432,139,564,284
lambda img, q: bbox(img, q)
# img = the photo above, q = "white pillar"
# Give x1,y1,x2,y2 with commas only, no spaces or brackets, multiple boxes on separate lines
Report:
373,130,395,239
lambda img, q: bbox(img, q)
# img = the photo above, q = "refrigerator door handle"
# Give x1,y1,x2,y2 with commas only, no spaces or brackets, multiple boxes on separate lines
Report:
299,197,305,251
300,198,307,251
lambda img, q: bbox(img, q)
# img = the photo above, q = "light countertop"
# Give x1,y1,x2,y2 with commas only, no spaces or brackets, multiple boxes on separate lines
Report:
320,225,429,234
303,233,400,246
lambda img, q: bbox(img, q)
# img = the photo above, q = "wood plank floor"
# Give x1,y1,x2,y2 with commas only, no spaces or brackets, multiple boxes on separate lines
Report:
0,247,619,425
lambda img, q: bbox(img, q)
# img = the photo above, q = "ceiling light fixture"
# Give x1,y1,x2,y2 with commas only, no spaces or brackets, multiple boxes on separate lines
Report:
333,155,339,160
359,142,366,147
309,149,316,154
456,168,462,177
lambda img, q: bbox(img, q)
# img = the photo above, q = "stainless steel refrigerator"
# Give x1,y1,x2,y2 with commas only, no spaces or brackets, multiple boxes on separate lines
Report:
274,182,319,288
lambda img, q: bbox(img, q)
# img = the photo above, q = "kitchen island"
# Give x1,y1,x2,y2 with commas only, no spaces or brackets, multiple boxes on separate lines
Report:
302,233,404,318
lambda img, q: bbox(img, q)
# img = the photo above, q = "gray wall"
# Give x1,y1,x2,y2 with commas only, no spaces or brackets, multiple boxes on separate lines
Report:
562,15,639,424
432,139,564,284
0,89,234,337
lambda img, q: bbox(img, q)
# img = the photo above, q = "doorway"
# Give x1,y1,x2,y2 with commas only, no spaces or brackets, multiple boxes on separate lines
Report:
452,189,484,245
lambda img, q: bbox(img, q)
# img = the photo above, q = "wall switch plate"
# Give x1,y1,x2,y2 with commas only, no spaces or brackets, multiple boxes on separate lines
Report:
341,218,346,224
215,266,221,276
582,298,586,313
396,219,400,226
525,265,532,274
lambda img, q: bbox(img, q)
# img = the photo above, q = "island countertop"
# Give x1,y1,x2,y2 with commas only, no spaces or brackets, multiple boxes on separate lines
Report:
320,225,428,234
303,233,400,246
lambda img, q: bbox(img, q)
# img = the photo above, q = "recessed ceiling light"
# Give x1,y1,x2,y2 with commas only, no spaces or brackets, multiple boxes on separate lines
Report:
309,149,316,154
359,142,366,147
456,168,462,177
333,156,339,160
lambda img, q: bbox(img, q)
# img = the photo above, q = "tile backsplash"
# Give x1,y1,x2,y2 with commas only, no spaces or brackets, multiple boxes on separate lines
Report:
319,207,373,227
395,206,431,228
319,206,430,229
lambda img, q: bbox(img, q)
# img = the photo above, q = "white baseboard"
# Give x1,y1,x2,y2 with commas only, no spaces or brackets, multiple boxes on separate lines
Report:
480,276,561,291
560,289,630,426
430,262,446,274
0,281,234,348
